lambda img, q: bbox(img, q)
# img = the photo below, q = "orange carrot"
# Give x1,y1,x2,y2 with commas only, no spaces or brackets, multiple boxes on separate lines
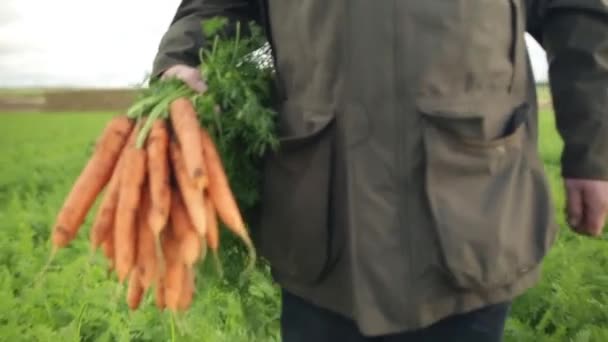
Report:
200,127,256,272
177,266,195,311
136,187,158,290
169,190,202,267
204,193,219,251
146,119,171,235
114,126,147,283
52,115,134,249
162,228,184,311
89,161,122,250
127,269,145,310
145,120,170,279
204,193,222,276
169,141,207,237
89,125,137,250
169,98,208,189
155,273,166,310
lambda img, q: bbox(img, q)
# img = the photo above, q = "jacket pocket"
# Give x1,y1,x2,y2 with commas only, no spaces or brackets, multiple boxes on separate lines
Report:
420,98,556,290
258,102,335,285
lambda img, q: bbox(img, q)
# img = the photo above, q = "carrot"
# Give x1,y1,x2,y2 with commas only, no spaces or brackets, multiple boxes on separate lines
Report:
169,190,202,267
114,125,147,283
169,98,208,190
52,115,134,249
136,188,158,290
177,266,195,311
88,160,122,250
101,237,114,261
200,127,256,273
99,217,116,278
169,141,207,237
162,228,184,311
89,125,137,250
146,119,170,270
146,119,170,276
204,193,219,251
155,271,166,310
204,193,223,276
179,224,206,266
127,269,145,310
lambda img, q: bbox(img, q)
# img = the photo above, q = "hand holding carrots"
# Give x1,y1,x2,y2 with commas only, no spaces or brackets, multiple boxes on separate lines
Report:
50,96,256,312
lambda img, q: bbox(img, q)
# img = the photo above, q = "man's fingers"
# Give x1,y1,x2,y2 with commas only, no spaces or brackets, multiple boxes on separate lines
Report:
188,79,207,93
565,182,584,230
168,68,199,89
159,64,207,93
160,67,180,79
582,204,607,236
581,188,608,236
565,179,608,237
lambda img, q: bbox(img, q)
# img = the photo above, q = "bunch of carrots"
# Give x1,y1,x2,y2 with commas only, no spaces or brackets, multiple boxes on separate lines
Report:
49,95,256,312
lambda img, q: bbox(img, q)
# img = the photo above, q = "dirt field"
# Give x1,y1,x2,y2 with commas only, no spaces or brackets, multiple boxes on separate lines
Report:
0,85,553,114
0,88,138,113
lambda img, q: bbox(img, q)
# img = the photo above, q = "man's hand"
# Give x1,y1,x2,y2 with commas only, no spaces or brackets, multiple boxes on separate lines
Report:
161,64,207,93
564,178,608,237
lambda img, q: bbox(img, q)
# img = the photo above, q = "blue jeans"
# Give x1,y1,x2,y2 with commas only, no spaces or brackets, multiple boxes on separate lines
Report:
280,290,510,342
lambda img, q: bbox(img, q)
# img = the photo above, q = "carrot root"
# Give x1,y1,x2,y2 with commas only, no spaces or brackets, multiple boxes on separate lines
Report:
177,266,195,311
136,189,159,290
114,140,147,283
147,119,171,236
154,235,166,277
169,98,208,190
169,141,207,237
200,127,256,274
52,115,134,248
127,270,145,310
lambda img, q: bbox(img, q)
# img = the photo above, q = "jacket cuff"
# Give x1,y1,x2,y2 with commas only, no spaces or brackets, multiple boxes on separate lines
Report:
561,133,608,181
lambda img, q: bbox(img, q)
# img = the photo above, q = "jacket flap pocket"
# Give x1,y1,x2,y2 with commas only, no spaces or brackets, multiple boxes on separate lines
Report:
276,101,336,150
420,96,555,290
259,101,336,284
417,94,528,144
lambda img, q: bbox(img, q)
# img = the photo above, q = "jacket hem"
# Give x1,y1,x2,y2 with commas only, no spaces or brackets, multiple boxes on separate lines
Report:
275,265,541,337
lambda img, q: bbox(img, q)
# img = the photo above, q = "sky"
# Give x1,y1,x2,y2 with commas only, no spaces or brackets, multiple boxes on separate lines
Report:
0,0,550,88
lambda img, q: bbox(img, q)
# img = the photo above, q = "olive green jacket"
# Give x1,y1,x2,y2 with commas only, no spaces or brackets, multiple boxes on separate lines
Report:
153,0,608,336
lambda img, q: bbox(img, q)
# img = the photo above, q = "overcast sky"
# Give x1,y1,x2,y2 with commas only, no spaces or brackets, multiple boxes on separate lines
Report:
0,1,550,88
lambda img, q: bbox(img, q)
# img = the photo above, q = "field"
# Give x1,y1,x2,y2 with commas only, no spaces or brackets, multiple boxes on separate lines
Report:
1,98,608,341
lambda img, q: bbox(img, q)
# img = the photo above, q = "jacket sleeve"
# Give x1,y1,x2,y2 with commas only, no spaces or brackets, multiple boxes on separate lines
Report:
152,0,261,76
527,0,608,180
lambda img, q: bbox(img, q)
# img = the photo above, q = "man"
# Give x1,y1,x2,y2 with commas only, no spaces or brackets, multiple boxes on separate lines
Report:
152,1,608,341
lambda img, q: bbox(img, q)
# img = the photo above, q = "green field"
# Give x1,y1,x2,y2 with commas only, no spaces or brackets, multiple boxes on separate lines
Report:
0,110,607,341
